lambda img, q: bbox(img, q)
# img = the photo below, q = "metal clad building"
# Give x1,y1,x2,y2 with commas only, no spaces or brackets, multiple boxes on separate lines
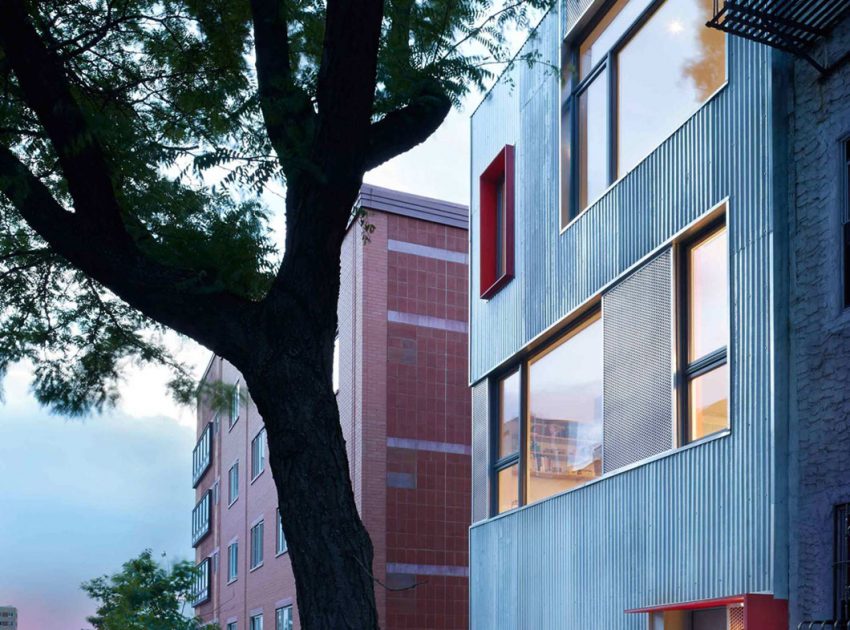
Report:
468,0,796,627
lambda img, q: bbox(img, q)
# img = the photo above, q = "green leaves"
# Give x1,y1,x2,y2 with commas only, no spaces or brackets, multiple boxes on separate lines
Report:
82,549,214,630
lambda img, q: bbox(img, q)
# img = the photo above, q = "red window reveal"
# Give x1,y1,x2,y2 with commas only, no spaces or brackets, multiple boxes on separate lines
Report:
480,144,515,299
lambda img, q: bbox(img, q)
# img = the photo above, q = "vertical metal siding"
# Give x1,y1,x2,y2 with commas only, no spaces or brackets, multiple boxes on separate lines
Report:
469,0,781,626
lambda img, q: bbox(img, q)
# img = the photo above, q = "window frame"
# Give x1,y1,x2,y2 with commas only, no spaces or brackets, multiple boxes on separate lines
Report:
228,461,239,506
489,306,602,516
227,541,238,583
251,429,266,481
229,381,241,429
250,613,264,630
276,509,288,556
250,519,264,570
275,606,293,630
479,144,516,299
676,215,730,445
561,0,727,228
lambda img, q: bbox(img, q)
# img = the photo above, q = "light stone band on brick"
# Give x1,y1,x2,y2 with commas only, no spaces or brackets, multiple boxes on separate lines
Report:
388,239,469,264
386,562,470,577
387,436,472,455
387,310,468,333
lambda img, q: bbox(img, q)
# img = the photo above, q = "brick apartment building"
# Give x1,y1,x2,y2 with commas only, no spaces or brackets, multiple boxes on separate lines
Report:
190,185,471,630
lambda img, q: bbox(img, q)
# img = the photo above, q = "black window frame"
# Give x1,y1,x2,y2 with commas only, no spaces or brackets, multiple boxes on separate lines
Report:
561,0,662,225
561,0,727,226
489,306,602,516
676,215,729,445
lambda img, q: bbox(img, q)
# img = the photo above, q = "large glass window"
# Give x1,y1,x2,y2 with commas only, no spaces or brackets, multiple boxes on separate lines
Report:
682,217,729,442
563,0,726,225
527,314,603,504
491,311,603,513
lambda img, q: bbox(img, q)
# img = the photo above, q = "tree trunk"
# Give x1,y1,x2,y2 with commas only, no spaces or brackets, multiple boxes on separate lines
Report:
237,181,380,630
248,362,379,630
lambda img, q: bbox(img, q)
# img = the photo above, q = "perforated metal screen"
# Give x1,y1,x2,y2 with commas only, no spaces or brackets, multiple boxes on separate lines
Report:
602,249,674,473
728,606,744,630
471,380,490,523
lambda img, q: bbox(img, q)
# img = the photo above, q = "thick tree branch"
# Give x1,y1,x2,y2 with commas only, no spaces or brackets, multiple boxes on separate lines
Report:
364,86,452,171
249,0,316,172
0,145,256,360
0,0,262,362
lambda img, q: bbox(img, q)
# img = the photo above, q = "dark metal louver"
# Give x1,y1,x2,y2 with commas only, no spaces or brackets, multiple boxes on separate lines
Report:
707,0,850,74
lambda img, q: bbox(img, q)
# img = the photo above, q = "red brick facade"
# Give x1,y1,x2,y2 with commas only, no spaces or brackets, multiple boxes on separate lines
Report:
193,187,470,629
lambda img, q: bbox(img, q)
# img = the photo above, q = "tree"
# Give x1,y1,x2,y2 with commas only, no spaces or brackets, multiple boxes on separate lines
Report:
82,550,209,630
0,0,547,627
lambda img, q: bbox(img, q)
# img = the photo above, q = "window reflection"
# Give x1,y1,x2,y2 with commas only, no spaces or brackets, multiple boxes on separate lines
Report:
578,0,654,79
690,364,729,439
616,0,726,177
689,225,728,360
526,314,603,504
579,72,608,209
497,464,519,513
499,370,520,457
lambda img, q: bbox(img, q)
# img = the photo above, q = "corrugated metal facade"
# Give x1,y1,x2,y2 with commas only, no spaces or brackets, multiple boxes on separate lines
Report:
469,0,785,627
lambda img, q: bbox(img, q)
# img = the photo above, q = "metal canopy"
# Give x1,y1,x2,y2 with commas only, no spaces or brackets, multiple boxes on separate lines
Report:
707,0,850,74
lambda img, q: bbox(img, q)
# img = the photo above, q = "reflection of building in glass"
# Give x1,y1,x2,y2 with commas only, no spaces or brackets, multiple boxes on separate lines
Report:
528,416,602,481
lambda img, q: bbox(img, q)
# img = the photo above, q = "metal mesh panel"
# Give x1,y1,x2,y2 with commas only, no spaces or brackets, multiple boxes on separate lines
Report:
728,606,744,630
602,249,674,473
471,380,490,523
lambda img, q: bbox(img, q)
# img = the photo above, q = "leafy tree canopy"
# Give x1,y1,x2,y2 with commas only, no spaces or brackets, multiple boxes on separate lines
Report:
81,549,210,630
0,0,548,415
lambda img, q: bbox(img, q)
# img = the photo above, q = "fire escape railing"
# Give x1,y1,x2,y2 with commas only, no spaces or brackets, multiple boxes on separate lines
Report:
707,0,850,76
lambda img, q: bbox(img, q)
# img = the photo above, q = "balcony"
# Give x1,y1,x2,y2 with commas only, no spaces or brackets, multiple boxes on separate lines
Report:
191,490,211,547
192,421,213,488
707,0,850,74
191,557,210,607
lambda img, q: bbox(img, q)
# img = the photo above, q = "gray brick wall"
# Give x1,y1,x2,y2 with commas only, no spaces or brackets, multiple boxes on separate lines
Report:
790,13,850,625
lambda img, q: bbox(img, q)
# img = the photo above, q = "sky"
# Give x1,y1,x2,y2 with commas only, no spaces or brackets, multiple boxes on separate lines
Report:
0,101,472,630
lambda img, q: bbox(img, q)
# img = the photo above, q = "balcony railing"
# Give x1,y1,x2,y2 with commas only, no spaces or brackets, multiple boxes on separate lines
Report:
191,490,212,547
707,0,850,74
192,422,213,488
191,558,210,607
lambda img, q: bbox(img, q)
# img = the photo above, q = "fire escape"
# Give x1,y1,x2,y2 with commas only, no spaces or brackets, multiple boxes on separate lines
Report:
707,0,850,77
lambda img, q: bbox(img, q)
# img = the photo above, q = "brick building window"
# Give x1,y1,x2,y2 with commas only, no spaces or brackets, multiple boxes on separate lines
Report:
276,606,293,630
679,215,729,442
230,381,241,428
228,461,239,505
250,520,264,569
479,144,515,298
276,509,287,555
227,541,238,582
251,429,266,480
250,613,264,630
